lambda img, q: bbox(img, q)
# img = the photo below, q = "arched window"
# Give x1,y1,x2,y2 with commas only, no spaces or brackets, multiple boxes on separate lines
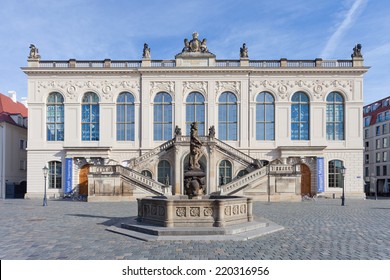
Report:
237,169,248,179
256,92,275,140
328,160,343,188
158,160,171,184
82,92,99,141
154,92,172,141
291,92,309,140
141,170,153,179
219,160,232,185
47,92,64,141
186,92,205,135
117,92,135,141
218,92,237,140
48,161,62,189
326,92,344,140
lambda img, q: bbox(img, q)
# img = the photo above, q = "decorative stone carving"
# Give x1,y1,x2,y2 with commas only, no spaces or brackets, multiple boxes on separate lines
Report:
240,204,246,214
176,207,186,217
215,81,241,97
224,206,232,216
190,207,200,217
182,32,209,53
189,122,202,170
174,125,182,136
150,81,175,96
208,125,215,139
233,205,239,215
151,205,157,215
204,207,213,216
158,206,165,216
183,81,208,97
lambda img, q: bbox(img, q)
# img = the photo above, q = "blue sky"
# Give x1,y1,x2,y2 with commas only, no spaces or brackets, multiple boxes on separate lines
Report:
0,0,389,105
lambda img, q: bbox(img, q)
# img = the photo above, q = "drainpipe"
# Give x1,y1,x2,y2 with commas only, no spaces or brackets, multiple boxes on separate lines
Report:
0,123,5,199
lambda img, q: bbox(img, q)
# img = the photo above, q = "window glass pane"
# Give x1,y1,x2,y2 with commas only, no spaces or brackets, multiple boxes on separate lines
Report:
265,123,275,140
265,104,274,121
291,123,299,140
264,93,274,103
219,123,227,140
257,104,264,122
228,105,237,122
257,123,265,140
219,105,227,121
154,124,162,140
291,104,299,122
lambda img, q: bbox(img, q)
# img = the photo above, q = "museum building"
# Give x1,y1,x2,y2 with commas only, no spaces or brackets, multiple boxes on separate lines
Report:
22,34,368,201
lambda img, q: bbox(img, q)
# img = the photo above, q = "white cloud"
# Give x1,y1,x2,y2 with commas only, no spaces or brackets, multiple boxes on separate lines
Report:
320,0,367,58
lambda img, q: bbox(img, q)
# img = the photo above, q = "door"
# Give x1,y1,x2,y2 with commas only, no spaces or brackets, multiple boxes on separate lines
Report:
79,164,90,196
300,164,311,196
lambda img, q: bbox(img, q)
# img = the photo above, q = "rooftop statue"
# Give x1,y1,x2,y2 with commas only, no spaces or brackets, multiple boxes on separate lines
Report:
352,43,362,58
142,43,151,59
28,44,41,59
182,32,209,53
240,43,248,58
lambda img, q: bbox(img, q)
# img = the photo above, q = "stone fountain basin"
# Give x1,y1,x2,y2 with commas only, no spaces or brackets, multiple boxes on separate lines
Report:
137,195,253,228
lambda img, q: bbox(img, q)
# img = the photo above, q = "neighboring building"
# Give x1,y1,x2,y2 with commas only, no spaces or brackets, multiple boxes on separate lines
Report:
363,97,390,196
0,91,28,198
22,35,368,201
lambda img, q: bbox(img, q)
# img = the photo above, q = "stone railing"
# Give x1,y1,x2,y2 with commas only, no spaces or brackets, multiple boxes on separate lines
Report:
128,139,175,168
37,59,356,69
268,164,296,175
214,139,258,166
89,165,166,195
219,166,268,195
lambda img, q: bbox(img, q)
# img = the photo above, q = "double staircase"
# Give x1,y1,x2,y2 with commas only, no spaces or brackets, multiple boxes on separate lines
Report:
89,136,268,196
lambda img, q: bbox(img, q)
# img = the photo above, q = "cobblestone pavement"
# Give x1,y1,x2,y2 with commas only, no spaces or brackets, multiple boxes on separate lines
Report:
0,197,389,260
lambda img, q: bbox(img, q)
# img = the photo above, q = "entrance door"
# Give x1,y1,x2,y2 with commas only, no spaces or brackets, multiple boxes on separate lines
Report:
300,164,311,195
79,164,90,196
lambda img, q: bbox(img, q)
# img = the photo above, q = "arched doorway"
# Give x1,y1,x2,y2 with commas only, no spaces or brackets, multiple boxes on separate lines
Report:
300,164,311,196
79,164,90,196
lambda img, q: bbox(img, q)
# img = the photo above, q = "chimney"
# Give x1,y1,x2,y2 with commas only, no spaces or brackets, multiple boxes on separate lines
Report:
8,91,16,103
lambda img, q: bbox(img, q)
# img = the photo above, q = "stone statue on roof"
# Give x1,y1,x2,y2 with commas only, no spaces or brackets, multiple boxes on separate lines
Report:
142,43,151,59
240,43,248,58
352,44,362,58
182,32,209,53
28,44,41,59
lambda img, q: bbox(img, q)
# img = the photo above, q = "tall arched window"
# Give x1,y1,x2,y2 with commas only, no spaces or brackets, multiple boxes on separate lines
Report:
291,92,309,140
82,92,99,141
326,92,344,140
157,160,171,184
328,160,343,188
117,92,135,141
141,170,153,179
218,92,237,140
256,92,275,140
186,92,205,135
48,161,62,189
47,92,64,141
219,160,232,185
154,92,172,141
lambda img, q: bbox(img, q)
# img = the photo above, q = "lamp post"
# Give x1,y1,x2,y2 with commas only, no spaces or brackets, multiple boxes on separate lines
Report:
340,165,346,206
42,165,48,206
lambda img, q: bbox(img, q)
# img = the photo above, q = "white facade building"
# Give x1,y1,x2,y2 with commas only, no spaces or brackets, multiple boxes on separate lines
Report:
22,36,368,201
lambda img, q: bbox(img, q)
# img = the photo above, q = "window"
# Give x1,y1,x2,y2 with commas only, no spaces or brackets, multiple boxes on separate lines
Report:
186,92,205,135
376,139,381,149
328,160,343,188
117,92,135,141
383,124,387,134
82,92,99,141
383,137,388,148
365,154,369,164
376,166,380,176
385,111,390,120
291,92,309,140
154,92,172,141
19,160,26,170
364,117,371,127
377,113,383,123
256,92,275,140
326,92,344,140
218,92,238,140
48,161,62,189
365,167,369,177
141,170,152,179
47,92,64,141
376,126,381,136
376,152,381,163
384,166,387,176
365,129,369,139
237,169,249,178
19,139,26,150
219,160,232,184
383,151,388,162
365,141,369,149
157,160,171,184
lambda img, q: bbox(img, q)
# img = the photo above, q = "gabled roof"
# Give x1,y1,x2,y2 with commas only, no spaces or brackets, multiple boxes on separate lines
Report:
0,93,28,117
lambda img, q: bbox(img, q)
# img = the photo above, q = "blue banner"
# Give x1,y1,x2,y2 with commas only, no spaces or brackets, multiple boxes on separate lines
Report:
64,158,73,194
317,157,325,193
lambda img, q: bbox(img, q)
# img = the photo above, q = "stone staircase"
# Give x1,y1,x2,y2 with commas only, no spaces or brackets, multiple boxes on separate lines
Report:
89,165,167,196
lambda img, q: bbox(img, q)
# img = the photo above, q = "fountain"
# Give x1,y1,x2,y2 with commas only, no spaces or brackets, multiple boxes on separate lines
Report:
108,122,283,240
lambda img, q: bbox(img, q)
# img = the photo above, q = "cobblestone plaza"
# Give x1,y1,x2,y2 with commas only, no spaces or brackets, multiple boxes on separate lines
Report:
0,198,389,260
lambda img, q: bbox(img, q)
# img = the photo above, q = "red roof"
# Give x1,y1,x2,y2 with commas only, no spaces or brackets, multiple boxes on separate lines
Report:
0,93,28,117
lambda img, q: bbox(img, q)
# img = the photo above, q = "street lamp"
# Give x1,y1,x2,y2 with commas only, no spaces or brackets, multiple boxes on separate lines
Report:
340,165,346,206
42,165,48,206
